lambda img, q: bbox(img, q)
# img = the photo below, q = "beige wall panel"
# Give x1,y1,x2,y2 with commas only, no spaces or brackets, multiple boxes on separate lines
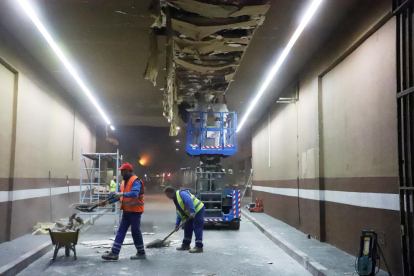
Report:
268,104,298,180
13,73,75,179
0,63,14,178
72,113,96,178
252,117,269,181
0,23,96,241
297,77,319,180
321,18,397,178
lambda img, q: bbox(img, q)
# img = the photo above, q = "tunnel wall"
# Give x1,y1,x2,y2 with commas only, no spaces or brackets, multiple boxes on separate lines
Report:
0,24,96,242
252,2,402,274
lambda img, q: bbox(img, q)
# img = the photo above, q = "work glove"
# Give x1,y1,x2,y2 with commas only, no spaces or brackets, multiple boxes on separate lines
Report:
189,214,195,219
98,200,107,207
174,225,180,232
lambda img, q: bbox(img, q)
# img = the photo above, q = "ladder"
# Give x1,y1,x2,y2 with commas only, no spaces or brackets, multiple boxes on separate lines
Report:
79,149,122,213
241,169,253,201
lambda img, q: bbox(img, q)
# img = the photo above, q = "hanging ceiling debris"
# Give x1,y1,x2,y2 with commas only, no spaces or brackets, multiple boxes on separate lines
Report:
145,0,270,136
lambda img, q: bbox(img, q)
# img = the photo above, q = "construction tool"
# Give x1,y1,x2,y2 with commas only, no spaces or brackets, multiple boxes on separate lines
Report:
74,194,116,213
249,198,263,213
355,230,392,276
146,220,187,248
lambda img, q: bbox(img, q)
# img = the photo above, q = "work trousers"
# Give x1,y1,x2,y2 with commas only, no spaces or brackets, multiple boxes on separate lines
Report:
182,207,205,248
111,211,145,255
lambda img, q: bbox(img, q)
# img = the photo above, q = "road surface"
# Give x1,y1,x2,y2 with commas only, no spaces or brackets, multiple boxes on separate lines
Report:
18,194,311,276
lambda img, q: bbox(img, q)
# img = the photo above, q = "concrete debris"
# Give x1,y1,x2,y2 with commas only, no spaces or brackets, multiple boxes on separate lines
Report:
32,222,55,235
174,58,238,74
267,262,273,264
172,19,258,41
146,238,172,248
146,0,271,134
171,0,269,20
52,213,84,232
143,28,159,86
32,214,84,235
142,232,155,235
171,0,238,18
229,5,271,18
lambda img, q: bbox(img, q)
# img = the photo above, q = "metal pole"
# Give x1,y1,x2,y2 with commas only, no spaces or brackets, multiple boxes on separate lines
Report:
49,170,53,222
79,148,83,203
98,155,101,204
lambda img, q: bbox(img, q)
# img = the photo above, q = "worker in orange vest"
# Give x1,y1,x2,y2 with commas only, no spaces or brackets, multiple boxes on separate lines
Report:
99,162,146,261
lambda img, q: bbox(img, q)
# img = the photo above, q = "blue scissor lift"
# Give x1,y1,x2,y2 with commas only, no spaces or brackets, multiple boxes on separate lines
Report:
186,111,241,230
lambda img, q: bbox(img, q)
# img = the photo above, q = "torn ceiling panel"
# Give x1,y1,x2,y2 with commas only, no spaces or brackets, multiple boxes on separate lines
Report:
145,0,270,135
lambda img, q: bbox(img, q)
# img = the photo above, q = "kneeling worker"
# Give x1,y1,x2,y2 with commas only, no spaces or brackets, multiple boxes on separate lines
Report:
163,186,205,253
99,163,146,260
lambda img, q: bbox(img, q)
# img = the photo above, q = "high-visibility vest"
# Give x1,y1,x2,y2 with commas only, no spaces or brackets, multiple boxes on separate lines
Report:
176,191,204,220
120,175,145,212
110,180,117,192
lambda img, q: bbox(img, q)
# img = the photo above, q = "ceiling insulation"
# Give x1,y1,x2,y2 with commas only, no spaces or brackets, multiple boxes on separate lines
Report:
145,0,270,135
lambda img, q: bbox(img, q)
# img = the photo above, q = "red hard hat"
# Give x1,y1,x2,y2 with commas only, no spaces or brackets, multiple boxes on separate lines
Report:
118,163,133,171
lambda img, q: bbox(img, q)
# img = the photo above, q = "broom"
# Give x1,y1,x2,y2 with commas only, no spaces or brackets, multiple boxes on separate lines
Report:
146,219,187,248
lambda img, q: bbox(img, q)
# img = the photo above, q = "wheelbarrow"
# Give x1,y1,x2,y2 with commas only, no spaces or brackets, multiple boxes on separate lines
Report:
48,229,80,260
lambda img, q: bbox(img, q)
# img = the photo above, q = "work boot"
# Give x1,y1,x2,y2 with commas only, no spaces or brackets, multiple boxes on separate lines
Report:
101,251,119,261
189,247,203,253
176,245,191,251
130,253,146,260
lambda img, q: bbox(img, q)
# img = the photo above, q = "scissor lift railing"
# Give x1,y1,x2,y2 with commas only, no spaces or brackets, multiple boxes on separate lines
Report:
186,111,237,156
79,149,122,215
195,167,228,218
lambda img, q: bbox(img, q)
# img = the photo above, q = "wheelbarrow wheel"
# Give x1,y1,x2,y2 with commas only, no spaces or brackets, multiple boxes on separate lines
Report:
65,245,70,257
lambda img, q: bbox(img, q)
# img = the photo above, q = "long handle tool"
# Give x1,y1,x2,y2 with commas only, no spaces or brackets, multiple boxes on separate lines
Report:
74,193,117,213
146,219,188,248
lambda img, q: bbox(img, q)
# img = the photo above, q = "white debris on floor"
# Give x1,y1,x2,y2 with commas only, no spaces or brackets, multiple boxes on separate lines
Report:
80,238,134,248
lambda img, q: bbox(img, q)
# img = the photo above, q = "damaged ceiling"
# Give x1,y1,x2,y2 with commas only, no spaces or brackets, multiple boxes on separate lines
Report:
144,0,271,135
0,0,363,135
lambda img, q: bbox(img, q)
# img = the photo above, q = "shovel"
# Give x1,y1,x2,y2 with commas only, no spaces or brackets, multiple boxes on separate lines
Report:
146,219,188,248
74,194,117,213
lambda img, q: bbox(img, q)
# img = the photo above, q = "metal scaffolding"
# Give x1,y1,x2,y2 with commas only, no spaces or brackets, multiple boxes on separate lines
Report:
79,149,122,215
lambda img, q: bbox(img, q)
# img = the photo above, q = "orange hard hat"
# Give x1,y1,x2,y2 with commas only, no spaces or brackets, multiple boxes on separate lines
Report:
118,163,133,171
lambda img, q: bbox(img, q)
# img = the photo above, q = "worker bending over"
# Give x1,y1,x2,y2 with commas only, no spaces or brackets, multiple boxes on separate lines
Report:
99,163,146,260
163,186,205,253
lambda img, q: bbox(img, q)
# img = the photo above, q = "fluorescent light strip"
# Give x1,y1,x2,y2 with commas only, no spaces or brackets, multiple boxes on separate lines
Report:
237,0,323,132
18,0,111,125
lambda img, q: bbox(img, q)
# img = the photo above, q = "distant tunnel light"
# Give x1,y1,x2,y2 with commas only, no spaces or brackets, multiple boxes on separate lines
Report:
110,125,115,130
18,0,112,125
176,140,180,143
237,0,323,132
